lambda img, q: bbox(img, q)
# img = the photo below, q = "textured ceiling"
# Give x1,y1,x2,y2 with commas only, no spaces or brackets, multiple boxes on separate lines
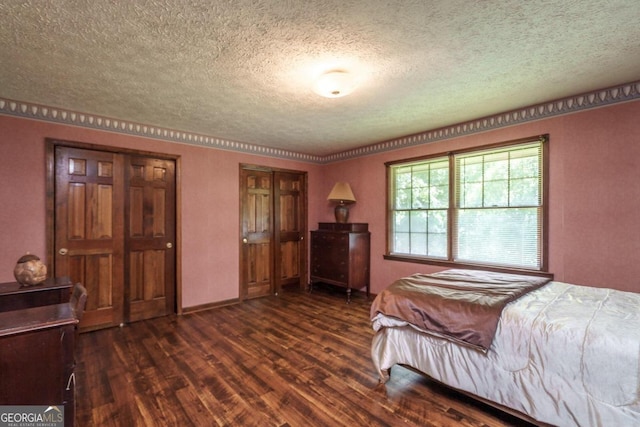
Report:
1,1,639,156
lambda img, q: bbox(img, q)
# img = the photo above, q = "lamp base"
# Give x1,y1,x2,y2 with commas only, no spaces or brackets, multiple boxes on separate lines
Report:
334,204,349,223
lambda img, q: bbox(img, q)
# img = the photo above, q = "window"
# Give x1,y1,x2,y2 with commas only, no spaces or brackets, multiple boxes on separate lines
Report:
387,135,547,271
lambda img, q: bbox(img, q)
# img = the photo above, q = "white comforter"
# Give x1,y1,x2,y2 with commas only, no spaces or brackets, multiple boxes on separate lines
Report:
371,281,640,426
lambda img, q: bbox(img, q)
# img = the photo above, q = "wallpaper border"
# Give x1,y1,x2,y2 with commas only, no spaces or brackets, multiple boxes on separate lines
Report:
1,81,639,164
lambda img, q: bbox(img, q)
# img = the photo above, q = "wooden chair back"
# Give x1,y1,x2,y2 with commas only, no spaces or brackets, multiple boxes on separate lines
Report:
70,282,88,322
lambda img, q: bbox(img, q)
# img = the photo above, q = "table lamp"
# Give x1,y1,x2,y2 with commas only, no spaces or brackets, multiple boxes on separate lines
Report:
327,182,356,223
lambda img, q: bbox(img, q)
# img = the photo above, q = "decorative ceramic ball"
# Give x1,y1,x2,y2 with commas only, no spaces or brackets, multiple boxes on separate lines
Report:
14,253,47,286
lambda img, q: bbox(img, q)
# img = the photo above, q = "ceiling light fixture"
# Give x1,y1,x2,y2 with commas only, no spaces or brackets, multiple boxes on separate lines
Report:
313,70,358,98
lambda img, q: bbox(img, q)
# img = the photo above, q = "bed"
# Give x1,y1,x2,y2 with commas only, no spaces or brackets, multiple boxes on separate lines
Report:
370,269,640,427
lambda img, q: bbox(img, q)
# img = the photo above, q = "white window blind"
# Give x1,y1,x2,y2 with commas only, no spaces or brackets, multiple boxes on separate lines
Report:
454,143,542,268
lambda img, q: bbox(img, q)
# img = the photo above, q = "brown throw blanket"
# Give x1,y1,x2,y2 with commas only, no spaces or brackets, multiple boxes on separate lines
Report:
370,269,551,351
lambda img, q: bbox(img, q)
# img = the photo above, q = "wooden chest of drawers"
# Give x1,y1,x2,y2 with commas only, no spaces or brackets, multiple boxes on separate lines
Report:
310,222,370,302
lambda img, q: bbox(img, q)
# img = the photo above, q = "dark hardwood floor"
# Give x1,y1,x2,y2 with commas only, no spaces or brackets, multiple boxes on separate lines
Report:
76,285,534,426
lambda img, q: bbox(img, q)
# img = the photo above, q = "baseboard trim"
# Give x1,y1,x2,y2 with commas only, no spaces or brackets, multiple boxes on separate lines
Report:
182,298,240,314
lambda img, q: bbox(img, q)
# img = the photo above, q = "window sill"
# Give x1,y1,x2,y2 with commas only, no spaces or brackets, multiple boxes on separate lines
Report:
383,254,553,279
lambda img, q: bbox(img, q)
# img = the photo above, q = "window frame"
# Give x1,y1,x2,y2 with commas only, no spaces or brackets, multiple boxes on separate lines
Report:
384,134,550,275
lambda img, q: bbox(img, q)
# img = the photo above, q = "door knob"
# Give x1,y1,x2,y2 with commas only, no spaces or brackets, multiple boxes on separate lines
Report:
166,242,173,249
59,248,68,256
242,238,248,244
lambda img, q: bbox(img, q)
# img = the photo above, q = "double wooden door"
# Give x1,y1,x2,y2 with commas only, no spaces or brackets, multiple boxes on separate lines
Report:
49,142,176,331
240,166,307,299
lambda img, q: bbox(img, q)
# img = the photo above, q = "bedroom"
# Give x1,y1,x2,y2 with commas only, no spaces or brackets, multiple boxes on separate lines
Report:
1,1,640,426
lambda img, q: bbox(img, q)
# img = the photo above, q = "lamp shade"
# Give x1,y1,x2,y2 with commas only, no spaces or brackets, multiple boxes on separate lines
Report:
327,182,356,204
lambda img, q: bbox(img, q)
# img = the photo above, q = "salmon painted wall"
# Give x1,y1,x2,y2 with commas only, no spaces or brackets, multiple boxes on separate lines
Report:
0,115,323,308
2,99,639,308
318,100,640,294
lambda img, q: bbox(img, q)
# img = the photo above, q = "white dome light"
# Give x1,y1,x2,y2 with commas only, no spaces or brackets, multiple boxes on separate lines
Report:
313,70,358,98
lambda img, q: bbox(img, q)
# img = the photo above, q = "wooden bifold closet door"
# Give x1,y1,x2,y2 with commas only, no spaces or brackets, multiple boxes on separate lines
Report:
240,166,307,300
49,141,176,331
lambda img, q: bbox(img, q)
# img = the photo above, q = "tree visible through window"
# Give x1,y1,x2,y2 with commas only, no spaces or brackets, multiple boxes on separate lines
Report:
392,158,449,258
387,135,547,271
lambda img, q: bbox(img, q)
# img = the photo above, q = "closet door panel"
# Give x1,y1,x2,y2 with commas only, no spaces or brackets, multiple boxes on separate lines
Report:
126,156,176,322
54,146,124,330
240,169,274,299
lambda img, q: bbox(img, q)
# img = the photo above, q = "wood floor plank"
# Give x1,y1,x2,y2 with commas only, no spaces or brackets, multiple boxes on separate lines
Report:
75,287,534,426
